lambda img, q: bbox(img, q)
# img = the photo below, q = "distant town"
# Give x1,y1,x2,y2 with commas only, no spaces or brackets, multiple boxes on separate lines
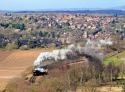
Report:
0,12,125,50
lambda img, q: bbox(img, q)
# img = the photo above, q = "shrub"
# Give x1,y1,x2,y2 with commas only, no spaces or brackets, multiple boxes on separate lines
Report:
5,42,17,50
20,45,29,50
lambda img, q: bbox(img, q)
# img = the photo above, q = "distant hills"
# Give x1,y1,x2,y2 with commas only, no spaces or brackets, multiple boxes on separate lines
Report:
0,6,125,16
11,9,125,16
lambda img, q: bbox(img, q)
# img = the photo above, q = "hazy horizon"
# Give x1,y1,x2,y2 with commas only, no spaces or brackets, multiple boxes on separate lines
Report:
0,0,125,11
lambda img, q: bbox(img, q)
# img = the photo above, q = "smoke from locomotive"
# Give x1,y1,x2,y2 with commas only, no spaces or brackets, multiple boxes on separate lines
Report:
33,44,81,67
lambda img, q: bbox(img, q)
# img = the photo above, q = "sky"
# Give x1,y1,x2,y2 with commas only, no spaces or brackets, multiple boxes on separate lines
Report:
0,0,125,11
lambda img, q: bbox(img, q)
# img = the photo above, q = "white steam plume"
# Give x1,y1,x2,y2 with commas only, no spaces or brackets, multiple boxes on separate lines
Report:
33,42,106,68
33,44,82,67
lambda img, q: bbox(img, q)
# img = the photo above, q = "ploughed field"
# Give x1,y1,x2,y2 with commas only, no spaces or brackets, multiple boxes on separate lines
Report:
0,48,54,91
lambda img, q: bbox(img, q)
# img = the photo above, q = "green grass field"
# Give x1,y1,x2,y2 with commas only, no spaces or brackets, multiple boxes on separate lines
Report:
103,51,125,66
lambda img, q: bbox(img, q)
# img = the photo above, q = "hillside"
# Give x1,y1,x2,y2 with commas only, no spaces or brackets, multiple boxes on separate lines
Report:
0,48,54,91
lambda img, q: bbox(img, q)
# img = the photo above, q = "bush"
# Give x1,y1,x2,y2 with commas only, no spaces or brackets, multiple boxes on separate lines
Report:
19,45,29,50
12,23,25,30
5,42,17,50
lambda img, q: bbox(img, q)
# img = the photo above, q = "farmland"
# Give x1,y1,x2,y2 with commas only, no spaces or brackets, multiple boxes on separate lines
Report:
0,48,55,91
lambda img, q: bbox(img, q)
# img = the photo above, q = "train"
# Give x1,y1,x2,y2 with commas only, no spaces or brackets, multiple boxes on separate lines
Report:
33,65,48,76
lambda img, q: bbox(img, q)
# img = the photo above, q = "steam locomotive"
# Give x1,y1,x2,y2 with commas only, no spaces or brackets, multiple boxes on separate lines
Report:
33,65,48,76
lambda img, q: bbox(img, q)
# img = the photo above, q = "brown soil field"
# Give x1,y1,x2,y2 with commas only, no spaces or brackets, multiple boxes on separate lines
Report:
0,51,12,62
0,48,54,91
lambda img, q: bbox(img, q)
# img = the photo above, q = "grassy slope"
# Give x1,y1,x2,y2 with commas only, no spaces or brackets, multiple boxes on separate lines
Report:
103,51,125,66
